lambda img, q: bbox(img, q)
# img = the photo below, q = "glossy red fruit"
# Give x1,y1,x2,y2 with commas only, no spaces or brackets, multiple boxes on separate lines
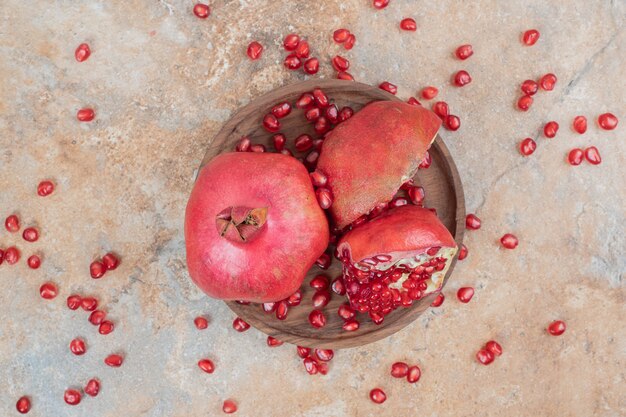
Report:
5,247,20,264
421,86,438,100
500,234,519,249
379,82,397,95
89,310,106,325
331,277,346,295
432,101,449,119
251,143,266,152
337,303,355,320
275,301,289,320
283,34,300,51
16,396,31,413
194,316,208,330
344,34,356,50
343,319,360,331
37,180,55,196
548,320,566,336
75,43,91,62
517,95,533,111
70,338,86,355
284,53,302,70
544,121,559,138
305,107,321,122
315,253,331,269
370,388,387,404
485,340,503,356
598,113,618,130
287,291,303,306
457,287,474,303
40,282,58,300
520,138,537,156
102,253,120,270
453,70,471,87
455,44,473,60
27,255,41,269
77,108,95,122
303,356,318,374
458,244,468,260
407,97,421,106
304,57,319,74
310,171,328,188
271,134,286,152
315,348,334,362
312,290,331,308
81,297,98,311
67,294,82,310
5,214,20,232
522,29,540,46
90,260,106,279
573,115,587,134
295,134,314,152
333,29,350,43
476,349,495,365
444,115,461,131
235,136,251,152
312,88,329,108
431,292,445,307
339,106,354,122
331,55,350,72
407,186,425,206
198,358,215,373
584,146,601,165
373,0,389,8
271,102,291,119
466,213,481,230
64,389,81,405
267,336,283,347
539,73,557,91
22,227,39,242
400,18,417,31
84,378,100,397
223,399,238,414
99,321,114,335
246,41,263,60
521,80,538,96
262,113,280,132
193,3,210,18
308,309,326,328
567,148,583,166
233,317,250,332
391,362,409,378
295,40,310,59
316,188,333,210
296,346,311,359
314,117,330,135
310,275,329,290
407,365,421,383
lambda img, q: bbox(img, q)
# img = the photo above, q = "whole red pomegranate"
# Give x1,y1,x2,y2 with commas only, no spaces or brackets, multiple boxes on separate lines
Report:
337,205,457,324
317,101,441,229
185,152,329,302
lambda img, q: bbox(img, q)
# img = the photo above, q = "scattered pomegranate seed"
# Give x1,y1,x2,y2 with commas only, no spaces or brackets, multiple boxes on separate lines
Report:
339,106,354,122
312,290,331,308
318,362,329,375
400,18,417,31
379,82,397,95
315,253,331,269
316,188,333,210
308,309,326,328
102,253,120,270
455,44,473,60
408,186,425,206
99,320,114,335
77,108,95,122
84,378,100,397
458,244,468,260
421,86,438,100
544,121,559,138
431,293,445,307
344,34,356,50
70,338,86,355
584,146,601,165
333,28,350,43
27,255,41,269
419,151,432,169
104,354,123,367
235,136,251,152
517,95,533,111
338,303,356,320
522,29,540,46
250,144,266,153
67,294,82,310
275,301,289,320
262,114,280,132
331,277,346,295
40,282,58,300
597,113,618,130
198,358,215,373
284,53,302,70
22,227,39,242
315,349,334,362
476,349,495,365
90,260,106,279
64,389,81,405
465,213,481,230
37,180,55,196
310,275,329,290
246,41,263,60
81,297,98,311
369,388,387,404
296,346,311,359
407,97,421,106
547,320,566,336
5,214,20,232
303,356,318,375
267,336,283,347
75,43,91,62
485,340,503,356
283,34,300,51
331,55,350,72
444,115,461,131
500,233,519,249
457,287,474,303
223,399,238,414
233,317,250,332
272,134,286,152
453,70,472,87
295,40,310,59
303,57,319,74
572,115,587,134
305,107,321,122
391,362,409,378
520,138,537,156
5,246,20,264
373,0,389,8
16,396,30,414
271,102,291,119
407,365,421,383
312,88,329,108
539,73,557,91
521,80,538,96
194,316,209,330
193,3,210,18
343,319,360,331
296,94,314,110
89,310,106,325
432,101,449,119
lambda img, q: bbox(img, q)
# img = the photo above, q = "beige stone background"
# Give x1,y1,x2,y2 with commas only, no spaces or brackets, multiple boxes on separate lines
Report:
0,0,624,416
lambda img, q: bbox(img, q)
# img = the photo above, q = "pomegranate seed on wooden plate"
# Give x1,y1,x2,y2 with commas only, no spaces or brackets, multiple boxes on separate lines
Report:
584,146,601,165
310,275,329,290
547,320,566,336
453,70,472,87
40,282,58,300
458,244,468,260
421,86,438,99
400,18,417,31
520,138,536,156
64,389,81,405
476,349,494,365
193,4,210,19
235,137,251,152
544,121,559,138
572,115,587,134
466,214,481,230
308,309,326,328
77,108,95,122
597,113,618,130
271,102,291,119
500,233,519,249
198,358,215,373
522,29,540,46
457,287,474,303
75,43,91,62
369,388,387,404
273,134,286,152
517,95,533,111
455,44,473,60
315,253,331,269
246,41,263,60
275,301,288,320
262,114,280,132
223,399,238,414
539,73,557,91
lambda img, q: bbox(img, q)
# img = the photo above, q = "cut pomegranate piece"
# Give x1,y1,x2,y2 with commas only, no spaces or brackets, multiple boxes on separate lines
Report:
520,138,537,156
522,29,540,46
455,44,473,60
193,4,210,19
568,148,584,166
597,113,618,130
337,206,457,324
246,41,263,60
391,362,409,378
573,115,587,134
500,234,518,249
584,146,601,165
547,320,566,336
343,319,360,331
457,287,474,303
476,349,494,365
485,340,503,356
223,399,238,414
369,388,387,404
400,18,417,31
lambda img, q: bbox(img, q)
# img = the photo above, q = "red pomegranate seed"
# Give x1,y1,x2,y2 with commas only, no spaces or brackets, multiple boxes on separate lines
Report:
267,336,283,347
70,338,86,355
344,34,356,50
194,316,208,330
369,388,387,404
295,134,313,152
303,356,318,375
64,389,81,405
517,95,533,111
37,180,55,196
338,303,355,320
331,55,350,72
305,107,321,122
272,134,286,152
312,290,331,308
246,41,263,60
453,70,472,87
520,138,537,156
400,18,417,31
379,82,397,95
407,365,421,383
476,349,495,365
90,260,106,279
310,275,329,290
597,113,618,130
283,33,300,51
315,348,334,362
584,146,602,165
500,233,519,249
77,108,95,122
84,378,100,397
539,73,557,91
67,294,82,310
40,282,58,300
22,227,39,242
544,121,559,138
444,114,461,131
222,399,238,414
193,3,210,18
336,70,355,80
458,244,468,260
315,253,331,269
235,136,251,152
432,101,449,119
343,319,360,331
198,358,215,373
485,340,503,356
102,253,119,270
521,79,538,96
280,149,293,157
419,151,432,169
284,53,302,70
389,196,408,208
331,277,346,295
318,362,329,375
455,44,473,60
522,29,540,46
304,57,319,74
421,86,438,100
312,88,329,108
250,144,266,153
296,346,311,359
295,40,310,59
373,0,389,9
233,317,250,332
567,148,583,166
431,293,445,307
572,115,587,134
262,114,280,132
105,354,124,367
339,106,354,122
75,43,91,62
16,396,30,414
407,186,425,206
81,297,98,311
310,170,328,187
466,213,481,230
308,309,326,328
271,102,291,119
89,310,106,325
99,320,114,335
286,290,302,306
275,301,289,320
457,287,474,303
316,188,333,210
262,302,276,313
333,28,350,43
547,320,566,336
5,246,20,264
5,214,20,232
27,255,41,269
391,362,409,378
407,97,421,106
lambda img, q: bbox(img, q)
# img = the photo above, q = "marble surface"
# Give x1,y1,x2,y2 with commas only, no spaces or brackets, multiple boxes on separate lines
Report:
0,1,624,416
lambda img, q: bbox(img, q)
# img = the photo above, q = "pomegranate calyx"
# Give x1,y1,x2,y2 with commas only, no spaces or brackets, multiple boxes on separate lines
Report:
216,206,268,243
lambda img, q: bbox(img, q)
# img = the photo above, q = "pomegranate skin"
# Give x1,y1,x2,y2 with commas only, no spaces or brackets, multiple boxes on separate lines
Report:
185,152,329,302
317,101,441,228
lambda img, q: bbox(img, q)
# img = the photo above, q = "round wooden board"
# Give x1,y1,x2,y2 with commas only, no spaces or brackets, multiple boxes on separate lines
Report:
199,79,465,349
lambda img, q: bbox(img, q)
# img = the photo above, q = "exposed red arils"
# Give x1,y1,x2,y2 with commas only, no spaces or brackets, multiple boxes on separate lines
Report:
517,95,533,111
38,180,55,196
40,282,58,300
81,297,98,311
573,115,587,134
567,148,584,166
318,362,329,375
400,18,417,31
84,379,100,397
391,362,409,378
75,43,91,62
338,106,354,122
379,82,398,95
338,303,356,320
64,389,81,405
305,150,320,170
457,287,474,303
310,170,328,187
77,108,95,122
5,246,20,264
272,134,286,152
485,340,503,356
598,113,618,130
99,320,114,335
500,233,519,249
193,3,210,18
312,88,329,108
407,97,421,106
333,29,350,43
312,290,331,308
246,41,263,60
223,399,238,414
267,336,283,347
308,309,327,328
233,317,250,332
432,101,449,119
70,338,86,355
271,102,292,119
465,213,481,230
22,227,39,242
284,53,302,70
407,186,425,206
67,295,82,310
16,396,30,414
584,146,601,165
198,358,215,373
431,292,445,307
373,0,389,9
458,244,468,260
455,44,473,60
235,136,251,152
544,121,559,138
315,187,333,210
283,34,300,51
520,138,537,156
521,80,538,96
310,275,329,290
453,70,472,87
444,114,461,131
296,346,311,359
370,388,387,404
305,107,321,122
407,365,421,383
337,71,355,81
275,301,289,320
476,349,495,365
421,86,438,100
315,348,334,362
27,255,41,269
90,260,106,279
304,58,319,74
331,55,350,72
303,356,318,374
547,320,566,336
250,143,266,153
331,277,346,295
539,73,557,91
419,151,432,169
286,290,302,306
388,197,408,209
343,319,360,331
102,253,120,270
315,253,331,269
5,214,20,232
522,29,540,46
89,310,106,325
262,113,280,132
314,116,330,135
295,40,310,59
344,34,356,50
262,302,276,313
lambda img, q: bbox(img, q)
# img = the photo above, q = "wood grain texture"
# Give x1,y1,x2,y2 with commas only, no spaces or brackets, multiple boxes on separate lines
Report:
199,79,465,349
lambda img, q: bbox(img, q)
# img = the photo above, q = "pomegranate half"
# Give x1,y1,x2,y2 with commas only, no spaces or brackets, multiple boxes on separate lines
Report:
185,152,329,302
337,205,457,324
317,101,441,229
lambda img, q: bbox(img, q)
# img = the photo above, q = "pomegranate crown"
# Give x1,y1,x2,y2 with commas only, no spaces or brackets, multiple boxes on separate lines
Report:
215,206,268,243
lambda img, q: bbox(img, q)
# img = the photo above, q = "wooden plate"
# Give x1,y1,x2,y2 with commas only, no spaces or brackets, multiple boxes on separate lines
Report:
199,79,465,349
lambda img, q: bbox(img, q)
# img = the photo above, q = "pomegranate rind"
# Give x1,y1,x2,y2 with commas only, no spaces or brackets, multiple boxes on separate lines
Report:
317,101,441,229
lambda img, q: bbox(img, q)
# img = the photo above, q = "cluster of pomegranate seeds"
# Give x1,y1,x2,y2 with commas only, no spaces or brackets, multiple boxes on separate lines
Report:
77,108,95,122
455,44,473,60
519,138,537,156
390,361,421,383
400,18,417,31
456,287,474,303
547,320,567,336
476,340,502,365
453,70,472,87
517,73,556,111
232,317,250,332
369,388,387,404
522,29,540,46
465,213,481,230
89,253,119,279
298,346,334,376
37,180,55,196
246,41,263,60
500,233,519,249
421,86,438,100
222,399,238,414
74,43,91,62
598,112,618,130
193,3,210,19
